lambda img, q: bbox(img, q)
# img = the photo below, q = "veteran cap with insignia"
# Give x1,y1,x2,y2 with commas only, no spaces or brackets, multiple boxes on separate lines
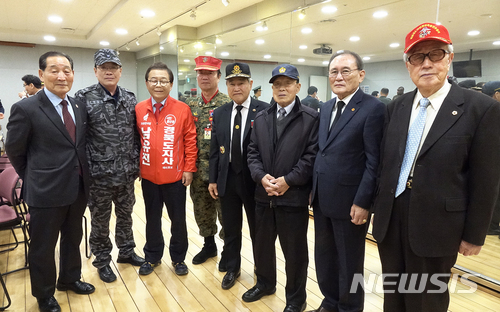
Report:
225,62,251,80
404,22,452,53
194,56,223,71
94,48,122,67
482,81,500,97
269,64,300,83
253,85,261,92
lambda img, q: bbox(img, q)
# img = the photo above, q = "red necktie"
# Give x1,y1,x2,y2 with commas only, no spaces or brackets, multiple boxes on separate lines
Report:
61,100,76,142
154,103,162,121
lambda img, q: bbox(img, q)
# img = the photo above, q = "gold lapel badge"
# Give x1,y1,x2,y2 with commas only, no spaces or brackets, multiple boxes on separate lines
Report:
235,125,240,129
220,146,225,154
452,111,458,115
253,108,256,112
351,108,355,111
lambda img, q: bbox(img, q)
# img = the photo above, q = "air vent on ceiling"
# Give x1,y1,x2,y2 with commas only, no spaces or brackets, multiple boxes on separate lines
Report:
313,44,332,55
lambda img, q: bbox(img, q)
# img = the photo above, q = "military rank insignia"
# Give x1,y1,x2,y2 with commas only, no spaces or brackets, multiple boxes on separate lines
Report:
220,146,225,154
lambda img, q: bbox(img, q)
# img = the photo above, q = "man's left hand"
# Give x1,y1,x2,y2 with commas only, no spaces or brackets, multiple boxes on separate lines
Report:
182,172,193,186
459,240,482,256
350,204,369,225
270,176,289,196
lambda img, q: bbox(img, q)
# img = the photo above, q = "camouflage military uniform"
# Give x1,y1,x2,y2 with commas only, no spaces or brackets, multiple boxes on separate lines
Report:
187,91,230,238
75,83,140,269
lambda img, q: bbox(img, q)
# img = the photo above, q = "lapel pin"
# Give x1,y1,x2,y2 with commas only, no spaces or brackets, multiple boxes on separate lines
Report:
220,146,225,154
253,108,256,112
452,111,457,115
76,104,79,108
351,108,355,111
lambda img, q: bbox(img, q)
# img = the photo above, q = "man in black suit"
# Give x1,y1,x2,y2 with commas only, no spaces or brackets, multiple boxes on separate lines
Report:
208,62,268,290
6,51,95,312
307,51,385,312
373,23,500,312
245,64,319,312
301,86,322,111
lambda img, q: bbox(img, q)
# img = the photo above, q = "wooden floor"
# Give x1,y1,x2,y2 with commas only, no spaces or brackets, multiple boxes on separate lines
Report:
1,180,500,312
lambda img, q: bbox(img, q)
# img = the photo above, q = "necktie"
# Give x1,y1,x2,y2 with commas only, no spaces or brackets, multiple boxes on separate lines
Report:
277,107,287,121
330,101,345,131
154,103,162,121
61,100,76,142
231,106,244,173
395,98,430,197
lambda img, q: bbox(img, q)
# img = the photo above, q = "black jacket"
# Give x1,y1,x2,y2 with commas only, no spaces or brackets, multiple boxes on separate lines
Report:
247,96,319,208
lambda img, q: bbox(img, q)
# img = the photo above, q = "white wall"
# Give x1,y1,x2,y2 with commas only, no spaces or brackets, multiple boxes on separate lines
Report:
0,44,137,134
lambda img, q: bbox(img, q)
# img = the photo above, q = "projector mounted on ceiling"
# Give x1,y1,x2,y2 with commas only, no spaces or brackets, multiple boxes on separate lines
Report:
313,44,332,55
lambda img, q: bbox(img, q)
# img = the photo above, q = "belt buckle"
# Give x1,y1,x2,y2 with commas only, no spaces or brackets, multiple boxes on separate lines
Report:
406,178,413,189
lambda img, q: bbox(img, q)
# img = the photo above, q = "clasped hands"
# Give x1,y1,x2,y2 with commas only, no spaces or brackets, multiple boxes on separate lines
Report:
261,174,289,196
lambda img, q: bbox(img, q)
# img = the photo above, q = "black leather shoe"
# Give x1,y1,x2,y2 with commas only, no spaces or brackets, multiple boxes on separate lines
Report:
117,253,146,266
56,280,95,294
242,285,276,302
139,261,161,275
192,246,217,264
221,270,240,289
173,262,189,275
98,265,117,283
284,301,307,312
218,257,227,272
37,296,61,312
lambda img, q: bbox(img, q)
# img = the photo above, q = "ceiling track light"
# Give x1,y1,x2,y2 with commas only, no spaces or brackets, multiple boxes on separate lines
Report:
299,9,306,19
156,27,162,36
262,21,268,31
125,43,130,51
190,9,196,20
136,39,140,46
222,0,229,6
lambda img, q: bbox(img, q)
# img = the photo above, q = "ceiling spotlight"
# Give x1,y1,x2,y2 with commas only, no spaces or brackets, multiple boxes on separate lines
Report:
389,43,400,48
257,21,268,32
180,47,184,53
48,15,63,23
125,44,130,51
350,36,360,42
100,41,110,46
156,27,162,36
216,38,222,44
301,27,312,34
221,52,229,57
468,30,480,36
116,50,120,55
299,45,307,49
136,39,140,46
44,35,56,42
321,5,337,14
493,41,500,46
222,0,229,6
373,11,388,18
205,51,213,55
140,9,155,18
264,54,271,59
298,58,305,62
322,61,329,65
190,10,196,20
160,46,164,50
299,9,306,19
363,56,371,61
194,42,202,49
116,28,128,35
255,39,265,45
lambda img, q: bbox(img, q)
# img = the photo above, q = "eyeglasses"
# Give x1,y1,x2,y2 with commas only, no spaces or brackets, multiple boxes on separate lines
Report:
329,68,359,78
97,65,121,71
407,49,450,65
147,80,170,86
272,80,297,88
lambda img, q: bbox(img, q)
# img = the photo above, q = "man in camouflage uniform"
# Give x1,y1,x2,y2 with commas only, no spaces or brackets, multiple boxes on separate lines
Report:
187,56,230,268
75,49,144,283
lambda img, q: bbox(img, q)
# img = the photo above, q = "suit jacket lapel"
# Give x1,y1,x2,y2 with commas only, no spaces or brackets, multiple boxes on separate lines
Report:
221,104,232,144
395,90,416,159
37,91,75,145
69,97,83,145
327,89,362,144
418,84,464,158
319,100,334,150
244,99,258,140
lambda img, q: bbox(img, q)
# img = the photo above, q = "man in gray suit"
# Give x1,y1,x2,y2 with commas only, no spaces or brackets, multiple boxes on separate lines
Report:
6,51,95,312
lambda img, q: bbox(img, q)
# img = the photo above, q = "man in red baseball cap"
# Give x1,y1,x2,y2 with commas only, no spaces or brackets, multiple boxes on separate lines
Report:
372,22,500,312
186,56,231,269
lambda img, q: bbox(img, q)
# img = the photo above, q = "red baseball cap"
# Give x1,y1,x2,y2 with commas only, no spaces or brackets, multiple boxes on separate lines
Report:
194,56,222,71
404,23,452,53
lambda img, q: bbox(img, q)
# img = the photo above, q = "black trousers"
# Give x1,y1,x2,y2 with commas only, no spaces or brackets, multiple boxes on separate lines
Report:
313,201,368,312
29,177,87,299
219,169,256,272
254,201,309,306
377,188,457,312
141,179,188,264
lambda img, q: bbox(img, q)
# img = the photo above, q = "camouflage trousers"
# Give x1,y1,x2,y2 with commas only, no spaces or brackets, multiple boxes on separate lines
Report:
189,178,224,239
88,179,137,268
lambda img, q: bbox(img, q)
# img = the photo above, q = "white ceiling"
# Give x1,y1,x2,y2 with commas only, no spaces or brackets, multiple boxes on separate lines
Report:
1,0,499,67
